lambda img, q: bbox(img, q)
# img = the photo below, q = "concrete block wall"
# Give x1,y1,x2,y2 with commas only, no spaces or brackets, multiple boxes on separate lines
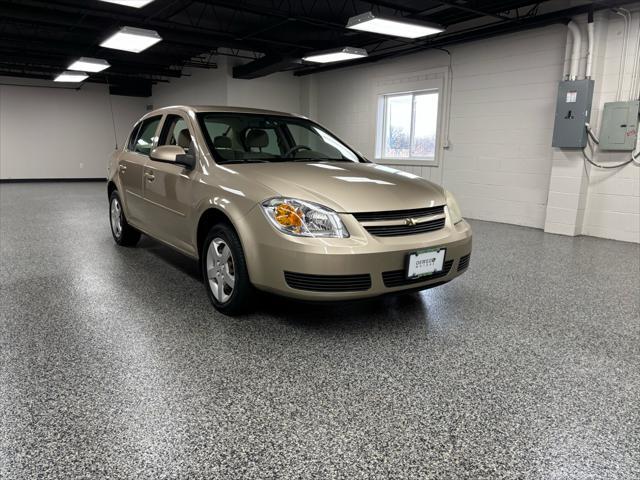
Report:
308,26,566,230
306,7,639,243
582,9,640,243
544,8,639,243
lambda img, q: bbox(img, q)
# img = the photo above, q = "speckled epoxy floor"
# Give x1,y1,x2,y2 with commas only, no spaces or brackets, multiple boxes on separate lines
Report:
1,182,639,479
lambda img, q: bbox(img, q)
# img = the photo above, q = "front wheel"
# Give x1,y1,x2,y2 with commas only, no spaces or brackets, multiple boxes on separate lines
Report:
202,224,254,315
109,191,140,246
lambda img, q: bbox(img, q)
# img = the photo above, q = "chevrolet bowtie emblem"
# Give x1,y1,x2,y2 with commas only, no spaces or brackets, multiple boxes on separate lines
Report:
405,218,417,226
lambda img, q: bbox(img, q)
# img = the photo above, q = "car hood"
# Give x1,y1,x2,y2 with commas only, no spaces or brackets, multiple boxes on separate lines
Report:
231,161,445,212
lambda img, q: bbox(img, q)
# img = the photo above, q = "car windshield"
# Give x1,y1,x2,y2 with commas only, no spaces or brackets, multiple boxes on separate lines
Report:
197,113,362,164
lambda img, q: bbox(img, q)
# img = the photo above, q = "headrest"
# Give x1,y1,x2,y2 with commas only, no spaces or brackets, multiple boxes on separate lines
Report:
213,136,232,149
246,129,268,148
177,129,191,149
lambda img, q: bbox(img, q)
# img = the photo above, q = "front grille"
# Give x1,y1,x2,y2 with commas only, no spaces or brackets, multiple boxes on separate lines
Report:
353,205,445,222
284,271,372,292
458,254,471,271
382,260,454,288
364,217,446,237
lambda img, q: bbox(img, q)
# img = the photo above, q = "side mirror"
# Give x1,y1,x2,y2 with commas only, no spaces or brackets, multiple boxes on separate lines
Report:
175,151,196,170
150,145,196,170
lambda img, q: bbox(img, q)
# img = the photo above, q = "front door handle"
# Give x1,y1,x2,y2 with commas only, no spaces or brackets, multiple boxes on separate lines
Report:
144,172,155,182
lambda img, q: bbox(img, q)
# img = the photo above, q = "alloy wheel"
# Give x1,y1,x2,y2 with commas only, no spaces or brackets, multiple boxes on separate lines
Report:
206,238,235,303
110,197,123,239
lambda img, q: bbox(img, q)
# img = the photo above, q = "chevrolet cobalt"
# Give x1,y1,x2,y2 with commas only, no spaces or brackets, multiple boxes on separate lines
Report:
108,106,472,314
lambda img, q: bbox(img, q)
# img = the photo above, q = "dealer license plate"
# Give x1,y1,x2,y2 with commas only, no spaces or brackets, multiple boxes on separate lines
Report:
406,248,446,279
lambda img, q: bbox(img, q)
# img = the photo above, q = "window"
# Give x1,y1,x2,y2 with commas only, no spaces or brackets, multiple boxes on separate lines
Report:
127,123,141,151
132,116,161,156
376,89,439,163
159,115,192,153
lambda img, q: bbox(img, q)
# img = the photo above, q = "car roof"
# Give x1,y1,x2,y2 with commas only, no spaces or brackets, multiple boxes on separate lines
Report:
147,105,307,119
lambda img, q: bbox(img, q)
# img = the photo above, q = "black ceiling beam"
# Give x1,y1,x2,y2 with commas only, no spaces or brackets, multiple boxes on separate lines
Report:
294,1,627,76
428,1,513,21
192,0,364,43
0,29,193,66
365,0,510,21
232,55,302,80
109,81,152,98
0,50,183,78
0,65,159,87
362,1,423,14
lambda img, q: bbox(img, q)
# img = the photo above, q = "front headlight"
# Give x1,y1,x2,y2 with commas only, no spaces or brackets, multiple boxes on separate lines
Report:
261,198,349,238
445,190,463,225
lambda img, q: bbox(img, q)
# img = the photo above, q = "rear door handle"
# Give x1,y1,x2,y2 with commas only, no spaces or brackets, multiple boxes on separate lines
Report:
118,164,127,173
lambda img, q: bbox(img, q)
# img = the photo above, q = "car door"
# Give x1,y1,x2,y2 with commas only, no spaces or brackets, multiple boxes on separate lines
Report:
141,113,196,255
118,115,162,226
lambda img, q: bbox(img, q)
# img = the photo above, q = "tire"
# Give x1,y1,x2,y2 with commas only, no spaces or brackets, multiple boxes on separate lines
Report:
201,224,254,315
109,190,141,247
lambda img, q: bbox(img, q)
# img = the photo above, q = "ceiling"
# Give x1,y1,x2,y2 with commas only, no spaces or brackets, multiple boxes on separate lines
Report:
0,0,627,96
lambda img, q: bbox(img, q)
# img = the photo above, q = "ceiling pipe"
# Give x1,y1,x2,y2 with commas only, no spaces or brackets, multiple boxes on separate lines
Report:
567,20,581,80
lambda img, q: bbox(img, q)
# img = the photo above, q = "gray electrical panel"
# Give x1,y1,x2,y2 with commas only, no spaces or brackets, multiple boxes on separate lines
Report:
552,79,595,148
599,100,639,151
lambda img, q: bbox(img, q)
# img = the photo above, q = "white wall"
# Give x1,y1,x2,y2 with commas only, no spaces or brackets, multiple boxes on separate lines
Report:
152,57,302,114
309,26,566,230
0,79,147,179
152,66,227,108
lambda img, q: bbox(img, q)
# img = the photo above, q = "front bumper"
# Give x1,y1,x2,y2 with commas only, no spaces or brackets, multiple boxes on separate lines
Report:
239,208,472,301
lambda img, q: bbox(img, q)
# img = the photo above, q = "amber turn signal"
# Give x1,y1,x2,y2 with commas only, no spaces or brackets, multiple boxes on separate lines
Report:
275,203,303,231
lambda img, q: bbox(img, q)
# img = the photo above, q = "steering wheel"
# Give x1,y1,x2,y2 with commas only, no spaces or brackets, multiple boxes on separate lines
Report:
284,145,312,158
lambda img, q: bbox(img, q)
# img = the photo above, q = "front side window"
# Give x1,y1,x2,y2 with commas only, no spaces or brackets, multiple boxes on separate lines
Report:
197,113,361,164
158,115,192,153
132,116,161,156
378,90,439,161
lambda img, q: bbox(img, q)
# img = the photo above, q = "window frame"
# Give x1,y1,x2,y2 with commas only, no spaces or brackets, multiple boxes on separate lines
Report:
372,69,447,167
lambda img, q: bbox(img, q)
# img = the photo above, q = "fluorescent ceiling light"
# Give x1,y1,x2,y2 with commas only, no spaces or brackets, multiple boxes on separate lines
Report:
68,57,110,73
302,47,367,64
54,71,89,83
347,11,444,38
100,26,162,53
98,0,156,7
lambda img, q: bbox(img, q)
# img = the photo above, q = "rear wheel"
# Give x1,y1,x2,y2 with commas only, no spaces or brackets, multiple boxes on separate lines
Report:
109,191,140,246
202,224,253,315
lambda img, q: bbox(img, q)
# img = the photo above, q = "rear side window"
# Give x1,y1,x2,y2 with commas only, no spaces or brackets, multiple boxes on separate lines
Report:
127,123,141,151
132,116,161,156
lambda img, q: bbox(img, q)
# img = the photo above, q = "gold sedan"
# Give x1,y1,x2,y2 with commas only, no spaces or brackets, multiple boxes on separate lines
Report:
107,106,471,314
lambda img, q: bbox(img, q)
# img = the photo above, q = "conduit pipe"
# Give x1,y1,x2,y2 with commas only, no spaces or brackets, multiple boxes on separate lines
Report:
630,12,640,98
585,16,594,79
567,21,582,80
615,9,630,100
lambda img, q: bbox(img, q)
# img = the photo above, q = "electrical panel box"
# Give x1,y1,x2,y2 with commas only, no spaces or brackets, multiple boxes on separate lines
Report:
599,100,639,151
552,79,595,148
